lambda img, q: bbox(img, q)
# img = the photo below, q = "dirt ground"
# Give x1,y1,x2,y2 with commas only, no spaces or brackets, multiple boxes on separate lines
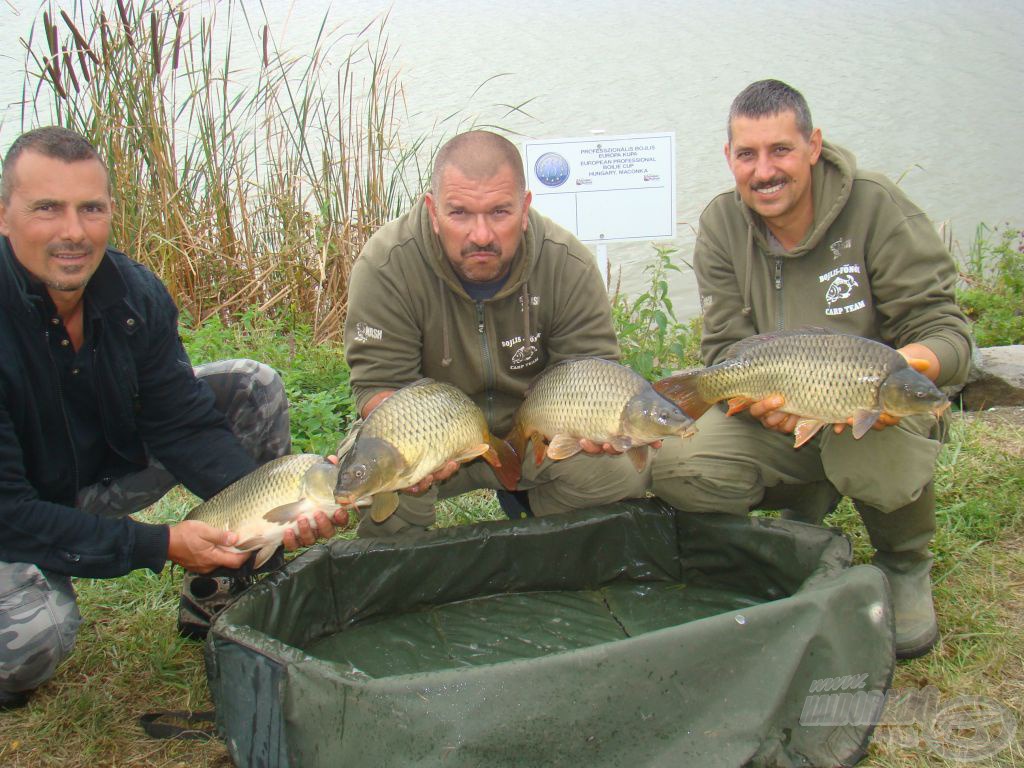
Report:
960,405,1024,427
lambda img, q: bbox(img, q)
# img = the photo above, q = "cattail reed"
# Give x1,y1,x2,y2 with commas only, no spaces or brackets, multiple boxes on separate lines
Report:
19,0,424,343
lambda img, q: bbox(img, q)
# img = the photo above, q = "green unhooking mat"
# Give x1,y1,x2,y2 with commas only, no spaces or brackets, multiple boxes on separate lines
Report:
205,501,896,767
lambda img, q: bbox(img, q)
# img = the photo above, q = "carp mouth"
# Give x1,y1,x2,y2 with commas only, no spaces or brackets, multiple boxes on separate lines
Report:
334,493,372,508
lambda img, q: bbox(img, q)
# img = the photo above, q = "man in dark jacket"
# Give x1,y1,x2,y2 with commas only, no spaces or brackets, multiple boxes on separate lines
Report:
651,80,972,659
0,127,345,709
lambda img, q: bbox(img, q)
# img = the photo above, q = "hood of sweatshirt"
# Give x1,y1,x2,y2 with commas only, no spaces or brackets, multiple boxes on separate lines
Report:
732,141,857,314
411,196,540,367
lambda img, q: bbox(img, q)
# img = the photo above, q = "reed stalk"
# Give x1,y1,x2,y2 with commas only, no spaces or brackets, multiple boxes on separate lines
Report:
18,0,423,340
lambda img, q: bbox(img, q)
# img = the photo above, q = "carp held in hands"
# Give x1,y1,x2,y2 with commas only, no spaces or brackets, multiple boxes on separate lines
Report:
333,379,520,523
653,329,949,448
185,454,342,569
507,357,696,471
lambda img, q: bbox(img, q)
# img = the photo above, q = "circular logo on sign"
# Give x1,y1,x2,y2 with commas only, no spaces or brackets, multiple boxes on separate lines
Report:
534,152,570,187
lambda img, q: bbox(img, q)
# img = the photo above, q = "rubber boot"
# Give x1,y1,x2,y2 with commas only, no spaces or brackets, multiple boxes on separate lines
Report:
856,483,939,659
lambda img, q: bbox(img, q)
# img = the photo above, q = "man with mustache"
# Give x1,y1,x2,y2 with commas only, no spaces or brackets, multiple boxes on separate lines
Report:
344,130,644,536
0,127,346,709
650,80,972,659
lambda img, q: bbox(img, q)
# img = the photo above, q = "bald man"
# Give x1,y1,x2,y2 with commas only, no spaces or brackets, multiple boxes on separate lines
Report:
343,130,647,536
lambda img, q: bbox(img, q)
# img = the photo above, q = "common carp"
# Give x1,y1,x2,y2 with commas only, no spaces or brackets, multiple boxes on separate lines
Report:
506,357,696,472
653,329,949,448
333,379,520,523
185,454,341,568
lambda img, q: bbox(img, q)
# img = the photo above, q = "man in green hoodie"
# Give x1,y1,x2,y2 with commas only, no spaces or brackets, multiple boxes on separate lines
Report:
343,130,646,536
650,80,972,659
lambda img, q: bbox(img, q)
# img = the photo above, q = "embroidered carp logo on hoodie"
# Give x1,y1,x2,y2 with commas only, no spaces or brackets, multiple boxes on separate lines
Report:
830,237,852,259
825,274,859,304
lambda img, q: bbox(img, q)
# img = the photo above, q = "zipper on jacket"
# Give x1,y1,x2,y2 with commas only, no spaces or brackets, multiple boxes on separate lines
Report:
475,302,496,423
92,345,121,460
773,258,784,331
44,328,81,494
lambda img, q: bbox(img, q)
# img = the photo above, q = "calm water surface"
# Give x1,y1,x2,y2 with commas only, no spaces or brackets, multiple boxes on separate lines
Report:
1,0,1021,317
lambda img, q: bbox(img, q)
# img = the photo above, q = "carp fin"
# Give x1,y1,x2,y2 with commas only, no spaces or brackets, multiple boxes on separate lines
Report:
727,327,832,358
482,436,521,491
851,409,881,439
450,443,491,464
653,371,714,420
253,543,281,570
263,501,312,524
370,492,400,523
234,538,281,570
505,423,528,463
546,434,583,461
236,536,265,552
725,397,756,416
627,445,649,472
531,434,548,467
793,419,826,448
608,436,634,453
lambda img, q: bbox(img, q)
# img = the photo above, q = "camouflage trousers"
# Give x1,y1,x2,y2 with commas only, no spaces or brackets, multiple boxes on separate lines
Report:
77,359,291,516
0,359,290,694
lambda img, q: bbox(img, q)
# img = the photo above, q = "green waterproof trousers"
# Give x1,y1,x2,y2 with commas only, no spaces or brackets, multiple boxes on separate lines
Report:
357,450,649,537
649,405,943,563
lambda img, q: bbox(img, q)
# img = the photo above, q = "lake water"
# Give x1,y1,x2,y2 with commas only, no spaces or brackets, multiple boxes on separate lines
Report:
1,0,1021,318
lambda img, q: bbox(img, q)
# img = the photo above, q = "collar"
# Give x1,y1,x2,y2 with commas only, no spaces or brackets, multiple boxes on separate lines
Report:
0,237,131,324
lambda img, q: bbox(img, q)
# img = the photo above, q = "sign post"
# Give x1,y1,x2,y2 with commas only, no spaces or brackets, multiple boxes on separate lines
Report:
523,132,676,282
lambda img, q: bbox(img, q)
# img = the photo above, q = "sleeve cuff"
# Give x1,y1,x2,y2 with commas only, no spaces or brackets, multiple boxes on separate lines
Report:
130,521,171,574
921,333,972,389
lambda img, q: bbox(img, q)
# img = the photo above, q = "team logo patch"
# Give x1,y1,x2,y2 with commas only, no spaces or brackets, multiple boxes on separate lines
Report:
502,332,543,371
353,322,383,343
820,264,867,317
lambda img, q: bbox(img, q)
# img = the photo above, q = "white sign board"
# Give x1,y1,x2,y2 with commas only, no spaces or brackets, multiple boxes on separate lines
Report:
523,132,676,243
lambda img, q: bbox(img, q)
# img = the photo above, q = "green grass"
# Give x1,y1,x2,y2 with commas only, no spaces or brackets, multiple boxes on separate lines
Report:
180,310,356,455
0,413,1020,767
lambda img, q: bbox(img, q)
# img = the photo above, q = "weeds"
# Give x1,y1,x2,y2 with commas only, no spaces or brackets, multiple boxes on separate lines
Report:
611,246,702,380
956,224,1024,347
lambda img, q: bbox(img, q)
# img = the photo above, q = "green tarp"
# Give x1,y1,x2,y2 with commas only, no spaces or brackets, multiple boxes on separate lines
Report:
206,500,895,767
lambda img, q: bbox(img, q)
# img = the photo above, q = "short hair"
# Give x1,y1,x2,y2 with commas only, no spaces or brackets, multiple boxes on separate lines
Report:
727,79,814,142
1,126,108,203
429,130,525,198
